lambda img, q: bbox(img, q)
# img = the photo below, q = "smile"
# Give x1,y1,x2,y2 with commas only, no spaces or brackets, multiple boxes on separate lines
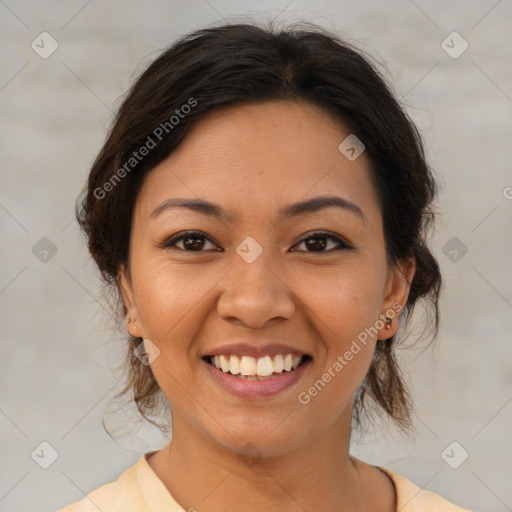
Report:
207,353,306,377
202,353,312,398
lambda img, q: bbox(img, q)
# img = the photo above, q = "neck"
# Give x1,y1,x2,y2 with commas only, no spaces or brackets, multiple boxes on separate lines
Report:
149,412,374,512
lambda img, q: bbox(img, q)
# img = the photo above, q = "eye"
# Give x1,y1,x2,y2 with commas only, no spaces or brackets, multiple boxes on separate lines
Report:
160,231,221,252
291,231,354,253
159,230,354,253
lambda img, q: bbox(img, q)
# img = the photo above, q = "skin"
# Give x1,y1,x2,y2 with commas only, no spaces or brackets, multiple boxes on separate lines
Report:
119,100,415,512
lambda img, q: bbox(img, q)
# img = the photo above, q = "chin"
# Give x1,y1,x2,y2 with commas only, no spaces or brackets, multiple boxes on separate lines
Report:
203,419,308,461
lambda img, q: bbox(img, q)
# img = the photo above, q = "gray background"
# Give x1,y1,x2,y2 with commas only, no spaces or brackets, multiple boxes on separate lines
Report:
1,1,511,511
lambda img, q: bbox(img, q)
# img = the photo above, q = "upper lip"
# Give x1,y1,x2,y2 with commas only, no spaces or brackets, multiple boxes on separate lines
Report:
201,342,311,359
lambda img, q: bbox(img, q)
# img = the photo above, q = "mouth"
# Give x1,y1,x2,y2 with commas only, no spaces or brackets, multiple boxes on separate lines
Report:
202,353,312,379
201,353,312,397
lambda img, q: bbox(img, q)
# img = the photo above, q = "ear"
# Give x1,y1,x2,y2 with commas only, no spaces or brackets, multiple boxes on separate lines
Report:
118,263,141,338
377,257,416,340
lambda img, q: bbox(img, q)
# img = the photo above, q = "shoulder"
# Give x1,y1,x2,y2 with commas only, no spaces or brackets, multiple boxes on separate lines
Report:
57,453,183,512
56,458,146,512
378,467,473,512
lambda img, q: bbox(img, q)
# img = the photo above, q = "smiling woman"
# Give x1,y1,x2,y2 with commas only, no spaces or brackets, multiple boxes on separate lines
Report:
58,21,470,512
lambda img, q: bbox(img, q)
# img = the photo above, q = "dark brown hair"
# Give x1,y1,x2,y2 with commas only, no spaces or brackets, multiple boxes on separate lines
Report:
76,21,442,434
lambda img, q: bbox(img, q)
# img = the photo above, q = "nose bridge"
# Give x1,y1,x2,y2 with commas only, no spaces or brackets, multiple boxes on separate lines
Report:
230,234,280,293
216,235,295,327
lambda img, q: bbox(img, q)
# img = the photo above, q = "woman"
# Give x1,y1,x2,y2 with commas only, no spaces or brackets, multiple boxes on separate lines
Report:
58,21,471,512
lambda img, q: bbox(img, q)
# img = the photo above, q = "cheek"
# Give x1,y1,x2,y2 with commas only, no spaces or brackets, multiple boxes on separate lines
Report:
293,258,386,399
132,264,217,407
297,259,386,339
129,259,227,405
294,294,379,420
132,260,220,342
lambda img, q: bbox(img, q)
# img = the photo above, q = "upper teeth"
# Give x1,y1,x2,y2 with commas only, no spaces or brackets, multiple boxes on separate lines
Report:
210,354,303,376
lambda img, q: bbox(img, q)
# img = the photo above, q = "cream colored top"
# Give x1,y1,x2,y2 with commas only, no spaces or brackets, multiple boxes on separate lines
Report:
57,452,471,511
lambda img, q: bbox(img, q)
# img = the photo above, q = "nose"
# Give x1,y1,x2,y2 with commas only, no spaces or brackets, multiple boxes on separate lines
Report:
216,248,296,329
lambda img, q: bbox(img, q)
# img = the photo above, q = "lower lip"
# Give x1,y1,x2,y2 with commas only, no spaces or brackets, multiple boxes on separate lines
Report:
202,358,312,399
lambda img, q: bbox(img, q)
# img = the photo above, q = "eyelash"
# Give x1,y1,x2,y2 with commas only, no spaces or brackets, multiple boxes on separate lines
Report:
159,230,354,253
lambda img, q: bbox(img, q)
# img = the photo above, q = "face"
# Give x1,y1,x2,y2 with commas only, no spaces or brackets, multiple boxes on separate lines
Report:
120,100,414,457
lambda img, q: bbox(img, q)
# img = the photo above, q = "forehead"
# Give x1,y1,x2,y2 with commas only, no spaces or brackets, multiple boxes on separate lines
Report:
135,100,380,224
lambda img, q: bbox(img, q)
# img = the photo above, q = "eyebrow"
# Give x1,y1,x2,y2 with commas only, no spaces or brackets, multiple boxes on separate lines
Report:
150,195,365,223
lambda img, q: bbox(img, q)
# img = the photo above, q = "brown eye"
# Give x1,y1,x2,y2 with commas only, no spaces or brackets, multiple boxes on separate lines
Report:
292,232,353,253
161,231,220,252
